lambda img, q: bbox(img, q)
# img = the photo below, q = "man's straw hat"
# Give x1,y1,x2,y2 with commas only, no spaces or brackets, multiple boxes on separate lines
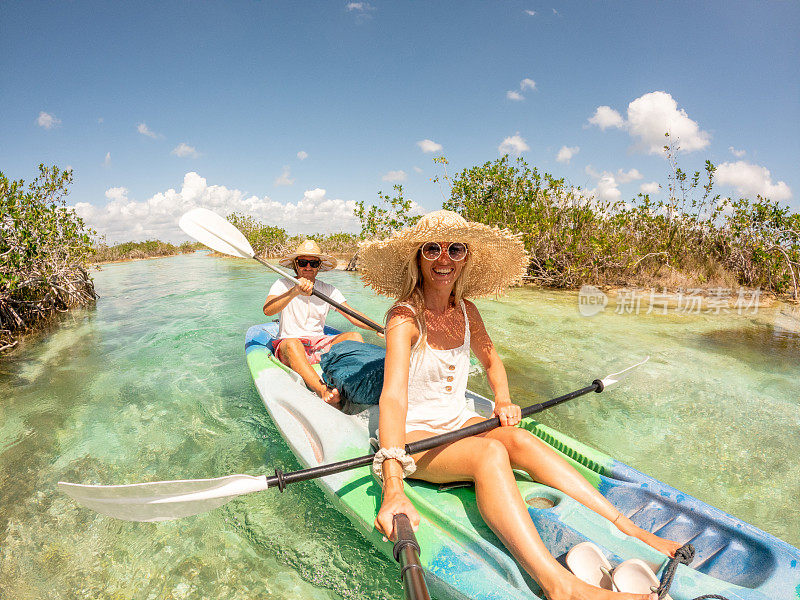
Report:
358,210,528,298
279,240,337,272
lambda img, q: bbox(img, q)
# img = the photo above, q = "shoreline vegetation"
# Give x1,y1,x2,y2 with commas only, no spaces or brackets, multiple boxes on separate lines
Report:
90,240,203,264
1,166,96,352
2,143,798,352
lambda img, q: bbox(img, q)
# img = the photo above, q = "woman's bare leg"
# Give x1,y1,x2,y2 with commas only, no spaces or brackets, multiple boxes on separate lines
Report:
407,430,656,600
482,424,682,557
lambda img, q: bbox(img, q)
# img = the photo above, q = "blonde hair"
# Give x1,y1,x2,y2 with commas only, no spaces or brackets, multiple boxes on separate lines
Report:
385,246,472,354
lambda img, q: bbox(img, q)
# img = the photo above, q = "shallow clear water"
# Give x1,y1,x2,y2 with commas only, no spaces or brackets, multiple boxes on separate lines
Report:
1,253,798,599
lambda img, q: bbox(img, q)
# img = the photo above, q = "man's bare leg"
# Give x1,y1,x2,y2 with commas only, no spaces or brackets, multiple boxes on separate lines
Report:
280,332,364,405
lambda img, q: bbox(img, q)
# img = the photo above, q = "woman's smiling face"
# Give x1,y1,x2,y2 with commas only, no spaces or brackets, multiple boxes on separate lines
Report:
418,241,467,291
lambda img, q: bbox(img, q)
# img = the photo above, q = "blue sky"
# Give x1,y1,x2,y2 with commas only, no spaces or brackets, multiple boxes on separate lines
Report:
2,1,798,243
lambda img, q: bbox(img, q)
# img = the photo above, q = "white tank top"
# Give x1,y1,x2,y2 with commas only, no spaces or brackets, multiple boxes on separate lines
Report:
405,300,481,434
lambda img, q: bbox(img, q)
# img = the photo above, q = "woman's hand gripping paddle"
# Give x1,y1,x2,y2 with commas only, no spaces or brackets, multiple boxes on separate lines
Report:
178,207,384,333
58,358,648,522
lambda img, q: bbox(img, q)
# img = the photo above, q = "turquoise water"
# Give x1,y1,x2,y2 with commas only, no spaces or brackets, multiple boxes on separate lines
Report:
1,252,798,599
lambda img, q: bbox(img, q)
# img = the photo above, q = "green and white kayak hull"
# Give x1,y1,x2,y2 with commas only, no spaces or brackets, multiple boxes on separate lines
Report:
245,323,800,599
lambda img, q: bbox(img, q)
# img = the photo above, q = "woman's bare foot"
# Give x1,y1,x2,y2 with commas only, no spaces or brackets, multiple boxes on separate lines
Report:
543,570,656,600
613,513,682,557
311,379,341,406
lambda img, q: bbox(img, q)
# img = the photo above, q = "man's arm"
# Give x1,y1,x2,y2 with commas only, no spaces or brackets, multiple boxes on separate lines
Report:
263,278,313,316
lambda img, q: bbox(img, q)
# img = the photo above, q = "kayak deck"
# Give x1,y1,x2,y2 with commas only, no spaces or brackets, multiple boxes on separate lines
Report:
245,322,800,600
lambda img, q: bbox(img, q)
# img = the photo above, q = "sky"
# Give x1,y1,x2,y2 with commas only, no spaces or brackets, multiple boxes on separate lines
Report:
2,1,798,243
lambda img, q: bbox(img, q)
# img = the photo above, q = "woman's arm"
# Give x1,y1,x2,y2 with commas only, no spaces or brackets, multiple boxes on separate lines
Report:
374,308,420,538
465,301,521,427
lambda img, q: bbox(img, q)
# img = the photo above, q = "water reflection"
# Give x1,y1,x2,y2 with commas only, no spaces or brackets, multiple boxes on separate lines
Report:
1,253,798,600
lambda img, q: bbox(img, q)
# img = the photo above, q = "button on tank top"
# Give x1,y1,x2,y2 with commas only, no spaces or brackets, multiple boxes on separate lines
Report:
405,300,481,434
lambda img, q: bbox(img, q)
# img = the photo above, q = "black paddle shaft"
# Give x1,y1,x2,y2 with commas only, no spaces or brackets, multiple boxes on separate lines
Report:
392,513,431,600
254,256,385,334
266,379,603,490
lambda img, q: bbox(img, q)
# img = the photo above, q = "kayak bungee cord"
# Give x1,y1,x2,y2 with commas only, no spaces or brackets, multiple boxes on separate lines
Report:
656,544,730,600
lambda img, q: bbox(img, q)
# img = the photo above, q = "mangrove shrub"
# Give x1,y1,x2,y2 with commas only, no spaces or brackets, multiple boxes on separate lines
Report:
0,165,97,351
440,148,799,297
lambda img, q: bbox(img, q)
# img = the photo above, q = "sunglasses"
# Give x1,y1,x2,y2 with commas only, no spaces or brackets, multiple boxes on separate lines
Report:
295,258,321,268
420,241,468,262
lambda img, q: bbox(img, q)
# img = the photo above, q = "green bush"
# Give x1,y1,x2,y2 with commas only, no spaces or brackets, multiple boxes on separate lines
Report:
0,165,97,351
90,240,202,263
439,145,799,298
227,213,289,257
354,184,420,240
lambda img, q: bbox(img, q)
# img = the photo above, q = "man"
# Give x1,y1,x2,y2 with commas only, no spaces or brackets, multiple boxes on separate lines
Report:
263,240,374,405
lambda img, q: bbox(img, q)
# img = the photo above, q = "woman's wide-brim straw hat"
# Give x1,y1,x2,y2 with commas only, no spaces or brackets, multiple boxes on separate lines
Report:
358,210,528,298
279,240,337,272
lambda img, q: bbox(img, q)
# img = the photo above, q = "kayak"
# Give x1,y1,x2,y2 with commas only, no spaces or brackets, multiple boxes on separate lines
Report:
245,322,800,600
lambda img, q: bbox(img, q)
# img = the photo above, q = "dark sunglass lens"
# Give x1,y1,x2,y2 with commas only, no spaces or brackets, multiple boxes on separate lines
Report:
297,259,321,268
422,242,442,260
448,243,467,261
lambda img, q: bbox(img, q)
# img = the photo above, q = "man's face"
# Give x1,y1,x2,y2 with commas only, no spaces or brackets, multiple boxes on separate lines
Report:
295,255,321,279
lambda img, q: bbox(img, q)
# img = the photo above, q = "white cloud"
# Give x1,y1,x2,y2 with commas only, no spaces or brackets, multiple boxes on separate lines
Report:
729,146,746,158
507,78,536,101
137,122,160,139
584,166,642,202
417,139,443,153
615,168,643,183
171,143,200,158
37,111,61,129
498,133,530,155
588,106,624,130
413,166,423,174
524,9,536,16
556,145,579,163
346,2,373,11
590,92,710,155
72,172,361,244
104,187,128,201
103,152,111,167
274,165,295,186
627,92,710,154
594,174,621,202
715,161,792,201
382,170,407,183
640,182,660,195
346,1,374,20
297,150,308,160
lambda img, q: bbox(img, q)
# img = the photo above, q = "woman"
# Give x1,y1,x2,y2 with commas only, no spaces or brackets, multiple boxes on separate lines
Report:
358,211,680,600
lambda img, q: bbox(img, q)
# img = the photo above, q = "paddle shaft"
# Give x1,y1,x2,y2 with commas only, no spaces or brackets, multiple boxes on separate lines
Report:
267,379,603,490
254,256,385,334
392,514,430,600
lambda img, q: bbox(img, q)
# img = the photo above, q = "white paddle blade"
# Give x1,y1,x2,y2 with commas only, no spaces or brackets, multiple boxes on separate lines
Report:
179,208,255,259
601,356,649,388
58,474,269,522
